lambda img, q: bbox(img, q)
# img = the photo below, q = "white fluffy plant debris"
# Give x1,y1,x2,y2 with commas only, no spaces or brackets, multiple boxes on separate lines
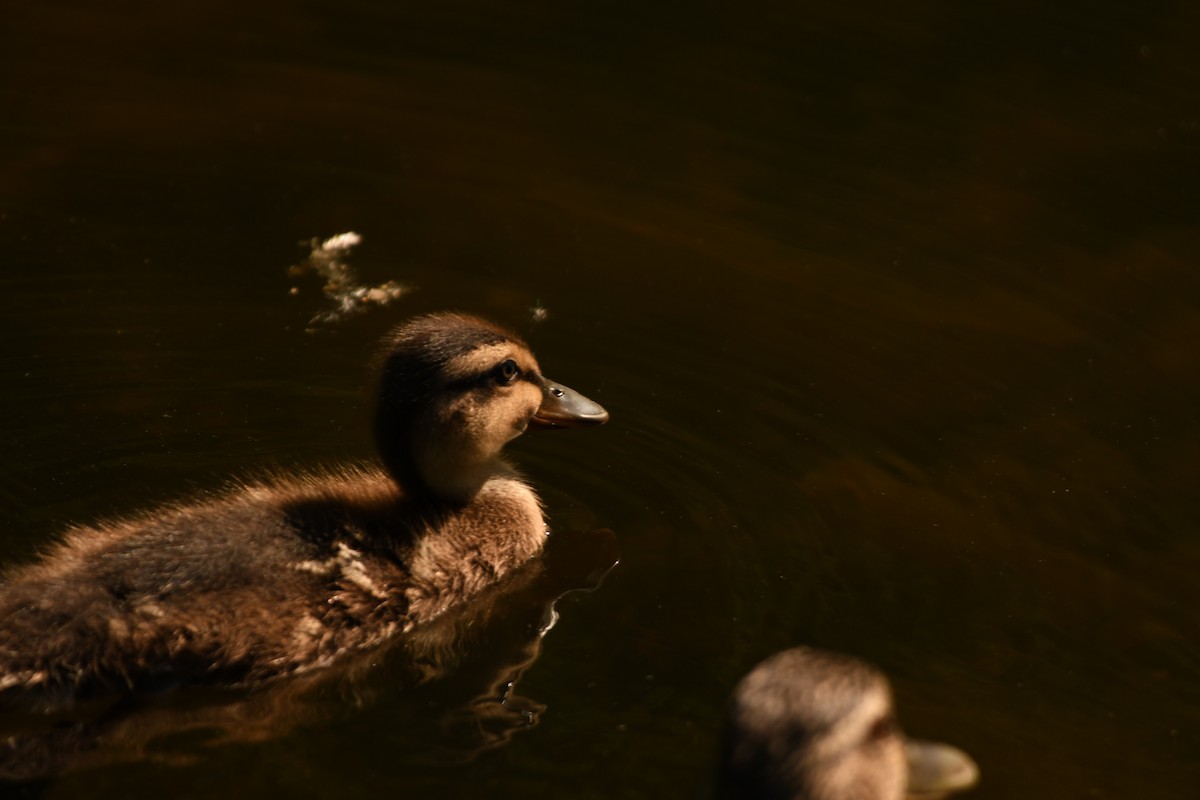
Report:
289,232,411,331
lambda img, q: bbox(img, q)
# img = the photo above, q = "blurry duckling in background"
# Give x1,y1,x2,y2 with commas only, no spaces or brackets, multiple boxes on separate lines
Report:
720,647,979,800
0,312,607,710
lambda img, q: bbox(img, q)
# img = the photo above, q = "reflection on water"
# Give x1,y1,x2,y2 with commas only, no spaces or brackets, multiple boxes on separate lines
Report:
0,529,617,782
1,1,1198,798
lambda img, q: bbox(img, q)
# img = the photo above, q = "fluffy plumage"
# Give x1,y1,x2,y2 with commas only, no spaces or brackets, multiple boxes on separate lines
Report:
0,313,606,710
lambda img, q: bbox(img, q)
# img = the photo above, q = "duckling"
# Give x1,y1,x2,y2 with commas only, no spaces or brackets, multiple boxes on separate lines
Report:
0,312,607,710
720,647,979,800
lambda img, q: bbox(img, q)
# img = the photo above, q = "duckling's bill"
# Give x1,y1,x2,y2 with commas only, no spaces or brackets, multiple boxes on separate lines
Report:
530,379,609,429
904,739,980,799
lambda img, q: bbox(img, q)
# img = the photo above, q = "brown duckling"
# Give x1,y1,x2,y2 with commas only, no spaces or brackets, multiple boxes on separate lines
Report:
720,647,979,800
0,312,607,710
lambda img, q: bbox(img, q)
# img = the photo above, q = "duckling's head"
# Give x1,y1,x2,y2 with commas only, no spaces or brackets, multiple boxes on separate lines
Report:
374,312,607,504
720,648,978,800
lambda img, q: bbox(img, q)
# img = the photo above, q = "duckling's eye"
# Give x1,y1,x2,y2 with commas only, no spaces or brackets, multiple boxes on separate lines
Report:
495,359,520,385
866,714,898,743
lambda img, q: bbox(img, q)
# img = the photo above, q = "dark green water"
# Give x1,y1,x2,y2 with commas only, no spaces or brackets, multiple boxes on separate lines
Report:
1,1,1198,797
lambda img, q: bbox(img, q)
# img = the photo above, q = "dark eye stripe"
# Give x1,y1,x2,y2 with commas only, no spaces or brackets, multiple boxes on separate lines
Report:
866,714,898,742
443,365,541,392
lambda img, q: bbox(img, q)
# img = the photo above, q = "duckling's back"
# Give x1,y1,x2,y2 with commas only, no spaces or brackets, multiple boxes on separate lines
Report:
0,462,556,710
0,469,404,708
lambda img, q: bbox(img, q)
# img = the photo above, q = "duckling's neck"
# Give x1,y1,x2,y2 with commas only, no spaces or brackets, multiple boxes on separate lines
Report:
415,450,520,507
375,414,513,507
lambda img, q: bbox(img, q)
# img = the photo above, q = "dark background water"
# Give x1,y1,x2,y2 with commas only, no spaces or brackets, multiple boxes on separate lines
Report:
1,1,1198,797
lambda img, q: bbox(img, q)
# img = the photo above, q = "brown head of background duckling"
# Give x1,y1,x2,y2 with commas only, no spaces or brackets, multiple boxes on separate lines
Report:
720,647,979,800
0,312,607,710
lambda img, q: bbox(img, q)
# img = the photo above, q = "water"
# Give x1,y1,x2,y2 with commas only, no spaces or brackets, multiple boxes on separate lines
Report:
1,1,1198,797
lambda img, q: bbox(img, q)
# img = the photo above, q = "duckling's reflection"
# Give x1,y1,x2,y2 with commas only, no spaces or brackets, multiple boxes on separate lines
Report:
0,527,618,781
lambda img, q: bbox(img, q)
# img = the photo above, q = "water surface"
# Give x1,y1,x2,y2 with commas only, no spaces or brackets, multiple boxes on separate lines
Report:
1,1,1198,797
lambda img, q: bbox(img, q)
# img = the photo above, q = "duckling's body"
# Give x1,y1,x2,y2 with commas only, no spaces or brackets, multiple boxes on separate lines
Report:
0,313,606,709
